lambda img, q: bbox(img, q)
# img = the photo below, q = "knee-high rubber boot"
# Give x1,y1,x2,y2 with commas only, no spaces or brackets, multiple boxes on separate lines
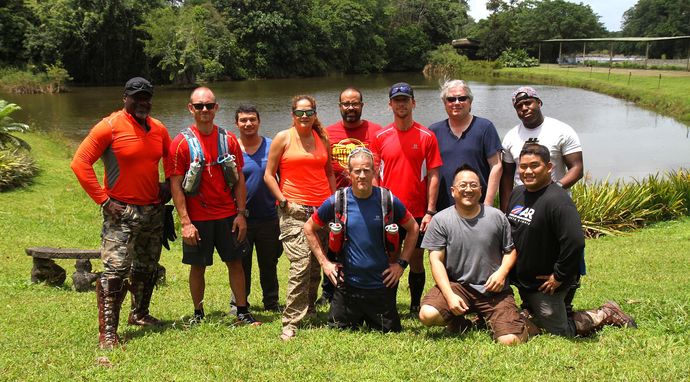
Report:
97,275,125,349
128,270,161,326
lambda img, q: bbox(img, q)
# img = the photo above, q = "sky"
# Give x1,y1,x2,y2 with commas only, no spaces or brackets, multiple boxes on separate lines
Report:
467,0,639,32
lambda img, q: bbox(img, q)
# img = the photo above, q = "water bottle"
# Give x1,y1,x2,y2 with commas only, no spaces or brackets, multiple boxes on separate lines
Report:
182,159,202,194
384,224,400,263
219,154,239,187
328,222,344,254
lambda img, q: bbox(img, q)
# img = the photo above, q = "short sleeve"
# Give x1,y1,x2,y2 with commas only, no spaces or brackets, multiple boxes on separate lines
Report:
420,214,447,251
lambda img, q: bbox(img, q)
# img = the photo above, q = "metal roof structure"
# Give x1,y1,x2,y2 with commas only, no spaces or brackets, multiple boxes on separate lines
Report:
540,36,690,43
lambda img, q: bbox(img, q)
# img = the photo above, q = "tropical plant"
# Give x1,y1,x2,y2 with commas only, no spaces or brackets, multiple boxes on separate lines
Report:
572,170,690,237
0,148,38,191
0,100,31,150
497,48,539,68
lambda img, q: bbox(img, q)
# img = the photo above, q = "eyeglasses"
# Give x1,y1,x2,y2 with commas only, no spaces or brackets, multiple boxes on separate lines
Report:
445,96,470,103
454,182,480,190
339,102,362,109
293,109,316,117
192,103,216,111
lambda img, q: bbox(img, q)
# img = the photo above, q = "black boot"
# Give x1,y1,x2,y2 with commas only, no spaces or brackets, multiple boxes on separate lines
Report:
97,275,126,349
128,270,161,326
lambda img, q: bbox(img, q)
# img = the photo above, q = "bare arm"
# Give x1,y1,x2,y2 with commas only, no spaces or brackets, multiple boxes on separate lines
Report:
171,174,200,246
484,248,517,292
484,151,502,206
263,130,289,204
429,249,468,315
499,161,516,212
231,171,247,242
559,151,584,189
421,167,440,232
304,217,341,285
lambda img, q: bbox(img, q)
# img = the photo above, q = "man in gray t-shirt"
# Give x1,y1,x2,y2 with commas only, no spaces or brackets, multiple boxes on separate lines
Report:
418,164,534,344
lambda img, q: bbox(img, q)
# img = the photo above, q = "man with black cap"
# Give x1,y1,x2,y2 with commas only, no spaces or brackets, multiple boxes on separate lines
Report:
72,77,172,349
499,86,584,212
370,82,442,315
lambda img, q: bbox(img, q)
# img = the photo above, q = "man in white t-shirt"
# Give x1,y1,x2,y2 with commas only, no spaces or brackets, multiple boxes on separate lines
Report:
499,86,583,213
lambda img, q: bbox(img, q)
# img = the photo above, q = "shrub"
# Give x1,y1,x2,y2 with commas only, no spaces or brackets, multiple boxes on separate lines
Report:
0,63,72,94
0,149,39,191
423,44,498,78
497,48,539,68
572,169,690,237
0,100,31,150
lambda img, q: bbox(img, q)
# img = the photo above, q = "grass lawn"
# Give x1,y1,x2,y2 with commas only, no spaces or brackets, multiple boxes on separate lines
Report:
498,64,690,126
1,132,689,381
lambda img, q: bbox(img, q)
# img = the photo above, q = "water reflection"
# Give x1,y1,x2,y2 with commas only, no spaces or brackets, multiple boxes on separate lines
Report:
2,73,688,182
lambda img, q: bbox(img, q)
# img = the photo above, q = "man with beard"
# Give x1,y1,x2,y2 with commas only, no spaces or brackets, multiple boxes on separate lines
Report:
71,77,171,349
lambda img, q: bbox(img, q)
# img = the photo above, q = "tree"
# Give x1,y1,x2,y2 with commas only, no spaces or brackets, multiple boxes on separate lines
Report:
622,0,690,58
385,25,433,71
139,3,242,84
0,0,33,66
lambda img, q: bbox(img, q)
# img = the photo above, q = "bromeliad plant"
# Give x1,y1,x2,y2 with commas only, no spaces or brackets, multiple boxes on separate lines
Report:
573,170,690,237
0,99,31,150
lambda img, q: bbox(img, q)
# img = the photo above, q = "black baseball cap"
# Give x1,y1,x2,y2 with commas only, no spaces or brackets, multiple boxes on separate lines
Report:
389,82,414,99
124,77,153,96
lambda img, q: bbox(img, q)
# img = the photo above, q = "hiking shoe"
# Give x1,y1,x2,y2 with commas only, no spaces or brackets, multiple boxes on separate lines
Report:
128,313,161,326
409,305,421,318
237,312,262,326
600,301,637,328
264,304,283,313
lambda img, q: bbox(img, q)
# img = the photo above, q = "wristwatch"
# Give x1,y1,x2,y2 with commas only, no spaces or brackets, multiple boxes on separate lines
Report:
426,210,437,216
238,209,249,217
278,199,288,209
396,259,409,269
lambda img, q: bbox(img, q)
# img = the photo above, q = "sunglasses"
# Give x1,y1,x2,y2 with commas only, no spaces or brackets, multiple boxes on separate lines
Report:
347,147,373,160
127,81,153,92
293,109,316,117
192,103,216,111
445,96,470,103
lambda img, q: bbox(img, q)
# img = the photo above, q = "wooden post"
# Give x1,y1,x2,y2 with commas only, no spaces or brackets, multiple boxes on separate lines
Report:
609,42,613,67
538,43,542,63
582,42,586,65
559,42,562,64
645,42,650,69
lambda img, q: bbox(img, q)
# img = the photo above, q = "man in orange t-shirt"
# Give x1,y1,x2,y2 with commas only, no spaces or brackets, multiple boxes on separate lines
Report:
71,77,172,350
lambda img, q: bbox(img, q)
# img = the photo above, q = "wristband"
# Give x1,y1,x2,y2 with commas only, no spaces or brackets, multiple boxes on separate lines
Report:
426,210,437,216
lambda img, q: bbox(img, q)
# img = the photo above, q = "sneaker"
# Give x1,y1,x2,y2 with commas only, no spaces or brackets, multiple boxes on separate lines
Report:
187,313,204,327
600,301,637,328
264,304,283,313
236,312,262,326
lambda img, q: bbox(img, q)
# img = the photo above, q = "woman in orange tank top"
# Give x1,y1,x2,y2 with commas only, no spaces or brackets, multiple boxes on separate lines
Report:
264,95,335,341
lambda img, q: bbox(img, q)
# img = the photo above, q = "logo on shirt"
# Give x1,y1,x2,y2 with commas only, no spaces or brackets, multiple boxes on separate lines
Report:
411,143,419,150
508,205,535,225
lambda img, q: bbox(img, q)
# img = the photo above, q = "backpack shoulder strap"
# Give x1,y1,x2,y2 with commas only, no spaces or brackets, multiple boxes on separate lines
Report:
182,127,205,163
380,187,394,226
217,126,230,159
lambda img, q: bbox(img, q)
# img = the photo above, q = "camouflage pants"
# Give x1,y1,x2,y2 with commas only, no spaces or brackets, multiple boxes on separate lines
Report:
101,201,163,278
278,202,326,332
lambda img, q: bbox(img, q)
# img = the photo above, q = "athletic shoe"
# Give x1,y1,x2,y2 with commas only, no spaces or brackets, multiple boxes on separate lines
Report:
409,305,421,318
236,312,262,326
600,301,637,328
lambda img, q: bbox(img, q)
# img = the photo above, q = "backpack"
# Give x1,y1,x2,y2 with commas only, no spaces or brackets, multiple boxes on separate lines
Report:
332,186,395,255
181,127,238,195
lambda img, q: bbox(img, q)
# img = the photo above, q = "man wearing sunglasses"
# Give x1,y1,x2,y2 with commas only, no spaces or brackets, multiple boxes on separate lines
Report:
370,82,443,316
429,80,503,211
169,87,259,326
315,88,383,307
71,77,172,349
304,148,419,332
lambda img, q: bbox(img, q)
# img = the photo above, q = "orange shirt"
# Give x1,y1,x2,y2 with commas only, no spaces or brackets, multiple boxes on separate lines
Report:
71,109,171,205
279,128,331,207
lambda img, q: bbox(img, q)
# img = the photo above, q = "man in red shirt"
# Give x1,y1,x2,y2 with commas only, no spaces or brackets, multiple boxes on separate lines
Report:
371,82,443,315
316,87,383,306
169,87,259,326
71,77,171,349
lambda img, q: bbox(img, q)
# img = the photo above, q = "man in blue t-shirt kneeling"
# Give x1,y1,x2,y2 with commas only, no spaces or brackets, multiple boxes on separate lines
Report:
304,148,419,332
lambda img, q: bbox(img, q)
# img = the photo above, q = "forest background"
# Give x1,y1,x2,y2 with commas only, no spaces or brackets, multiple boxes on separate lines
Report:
1,0,689,87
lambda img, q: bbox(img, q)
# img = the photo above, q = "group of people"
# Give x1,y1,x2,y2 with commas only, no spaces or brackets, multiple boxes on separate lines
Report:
71,76,636,349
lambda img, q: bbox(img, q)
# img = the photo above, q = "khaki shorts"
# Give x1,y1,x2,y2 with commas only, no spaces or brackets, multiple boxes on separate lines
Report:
421,281,525,339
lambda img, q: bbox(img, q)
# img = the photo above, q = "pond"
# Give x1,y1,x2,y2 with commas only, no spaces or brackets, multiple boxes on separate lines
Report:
3,72,689,181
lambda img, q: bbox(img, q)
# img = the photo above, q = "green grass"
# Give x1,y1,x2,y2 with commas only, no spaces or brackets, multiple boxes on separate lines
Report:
1,132,689,380
497,65,690,125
